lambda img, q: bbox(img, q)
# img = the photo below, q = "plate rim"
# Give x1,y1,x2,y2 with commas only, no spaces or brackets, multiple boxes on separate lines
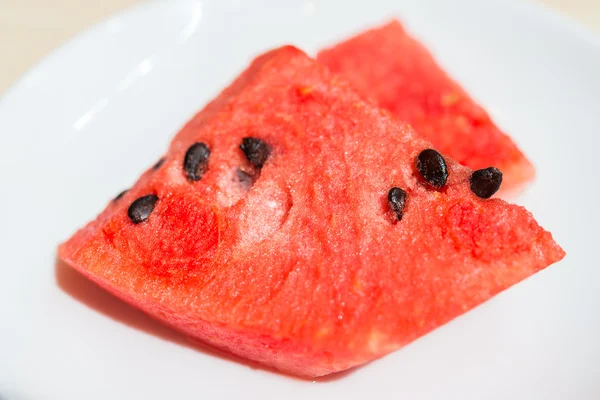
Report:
1,0,600,109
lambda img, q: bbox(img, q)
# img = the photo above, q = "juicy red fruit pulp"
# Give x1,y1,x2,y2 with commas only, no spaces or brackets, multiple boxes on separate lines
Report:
59,46,564,378
318,20,535,193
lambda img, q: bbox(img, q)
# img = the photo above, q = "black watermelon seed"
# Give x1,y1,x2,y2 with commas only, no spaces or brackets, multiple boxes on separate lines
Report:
388,187,407,221
152,157,166,171
184,142,210,181
113,189,129,202
416,149,448,188
470,167,503,199
128,194,159,224
240,137,270,169
236,168,254,189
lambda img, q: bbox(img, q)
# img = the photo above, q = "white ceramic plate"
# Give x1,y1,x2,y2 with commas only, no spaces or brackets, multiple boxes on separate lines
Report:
1,0,599,398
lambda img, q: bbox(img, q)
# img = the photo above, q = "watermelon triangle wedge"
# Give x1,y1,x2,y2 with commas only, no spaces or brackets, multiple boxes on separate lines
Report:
318,20,534,193
58,46,564,378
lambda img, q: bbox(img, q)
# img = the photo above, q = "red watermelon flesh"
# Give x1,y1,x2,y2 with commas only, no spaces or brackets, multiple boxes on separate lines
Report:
59,46,564,378
318,20,534,193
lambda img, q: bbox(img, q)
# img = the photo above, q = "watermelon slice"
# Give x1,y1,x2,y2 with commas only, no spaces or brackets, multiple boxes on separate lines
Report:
59,46,564,378
318,20,534,193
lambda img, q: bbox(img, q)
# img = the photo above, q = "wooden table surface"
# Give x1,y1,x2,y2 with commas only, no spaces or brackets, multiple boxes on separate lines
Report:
1,0,598,95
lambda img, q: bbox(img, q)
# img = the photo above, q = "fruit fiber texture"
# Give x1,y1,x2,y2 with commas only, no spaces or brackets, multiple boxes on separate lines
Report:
59,46,564,378
318,20,534,193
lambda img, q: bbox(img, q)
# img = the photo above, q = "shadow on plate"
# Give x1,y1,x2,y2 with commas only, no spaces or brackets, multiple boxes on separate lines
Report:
55,258,358,382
